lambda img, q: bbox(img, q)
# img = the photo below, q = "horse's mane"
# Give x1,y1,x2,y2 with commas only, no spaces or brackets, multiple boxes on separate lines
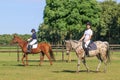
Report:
65,40,80,44
72,40,79,43
15,35,27,43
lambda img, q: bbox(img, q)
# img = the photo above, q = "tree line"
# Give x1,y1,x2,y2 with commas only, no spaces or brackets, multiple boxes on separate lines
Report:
0,34,30,45
0,0,120,45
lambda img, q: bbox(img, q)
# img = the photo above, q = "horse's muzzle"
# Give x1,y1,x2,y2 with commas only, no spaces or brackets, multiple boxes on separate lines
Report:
66,50,70,55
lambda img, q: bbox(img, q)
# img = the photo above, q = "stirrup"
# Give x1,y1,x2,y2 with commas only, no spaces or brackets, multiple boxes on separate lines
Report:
85,53,90,57
27,50,31,53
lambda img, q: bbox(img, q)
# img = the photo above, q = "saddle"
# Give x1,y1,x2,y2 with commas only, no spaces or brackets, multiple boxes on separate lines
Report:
27,41,38,53
28,42,38,49
88,41,97,51
82,41,97,56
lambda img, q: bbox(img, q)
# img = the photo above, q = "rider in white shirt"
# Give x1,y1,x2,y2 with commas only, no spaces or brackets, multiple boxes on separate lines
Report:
80,22,93,56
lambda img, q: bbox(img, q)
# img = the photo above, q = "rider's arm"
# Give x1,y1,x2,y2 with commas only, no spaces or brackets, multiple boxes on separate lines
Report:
84,30,93,42
79,34,85,41
84,35,92,42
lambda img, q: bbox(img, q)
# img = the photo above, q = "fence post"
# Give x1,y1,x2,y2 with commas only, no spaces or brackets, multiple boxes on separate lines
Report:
17,46,20,62
62,51,64,61
62,45,65,61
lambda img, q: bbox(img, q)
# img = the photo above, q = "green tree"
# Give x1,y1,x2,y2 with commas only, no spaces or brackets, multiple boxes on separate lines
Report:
0,34,12,45
99,0,120,43
38,0,101,44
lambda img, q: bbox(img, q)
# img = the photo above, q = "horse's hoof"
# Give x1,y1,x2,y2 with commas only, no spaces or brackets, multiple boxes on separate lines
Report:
96,70,99,72
26,64,28,66
39,64,42,66
103,70,106,73
87,70,90,72
76,71,79,73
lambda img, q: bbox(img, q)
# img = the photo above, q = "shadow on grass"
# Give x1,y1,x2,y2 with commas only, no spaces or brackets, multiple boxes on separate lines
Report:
53,70,101,73
27,60,77,62
1,63,24,67
9,64,44,67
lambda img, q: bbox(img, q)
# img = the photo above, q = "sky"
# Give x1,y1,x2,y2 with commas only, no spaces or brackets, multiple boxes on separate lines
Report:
0,0,120,34
0,0,46,34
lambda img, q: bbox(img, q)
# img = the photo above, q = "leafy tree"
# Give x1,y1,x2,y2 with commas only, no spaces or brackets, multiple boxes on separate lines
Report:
99,0,120,43
38,0,101,44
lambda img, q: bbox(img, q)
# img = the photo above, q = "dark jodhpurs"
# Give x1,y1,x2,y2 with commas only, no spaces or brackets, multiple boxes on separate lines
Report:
82,41,89,56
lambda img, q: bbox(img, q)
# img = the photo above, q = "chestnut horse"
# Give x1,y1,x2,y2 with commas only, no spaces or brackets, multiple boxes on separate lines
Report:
12,35,55,66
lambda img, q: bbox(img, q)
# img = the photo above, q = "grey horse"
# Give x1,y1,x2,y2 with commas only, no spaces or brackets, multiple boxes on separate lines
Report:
65,40,110,73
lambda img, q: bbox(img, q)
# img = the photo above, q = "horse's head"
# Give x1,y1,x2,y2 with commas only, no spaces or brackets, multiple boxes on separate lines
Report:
64,40,72,55
12,35,23,44
65,40,83,55
11,35,18,43
70,40,82,49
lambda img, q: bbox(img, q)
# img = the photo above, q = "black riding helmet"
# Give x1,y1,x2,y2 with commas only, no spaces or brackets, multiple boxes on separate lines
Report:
86,22,91,26
31,29,36,32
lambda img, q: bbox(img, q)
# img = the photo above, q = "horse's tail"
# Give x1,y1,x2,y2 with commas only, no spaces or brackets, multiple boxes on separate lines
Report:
104,41,111,63
49,45,55,61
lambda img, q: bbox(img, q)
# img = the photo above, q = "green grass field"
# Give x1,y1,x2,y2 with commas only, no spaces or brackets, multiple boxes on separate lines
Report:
0,51,120,80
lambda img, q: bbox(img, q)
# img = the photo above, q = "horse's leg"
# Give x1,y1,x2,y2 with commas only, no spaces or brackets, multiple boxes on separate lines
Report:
76,57,81,73
39,52,45,66
22,53,28,66
25,53,28,66
67,52,71,62
96,60,102,72
82,58,89,72
96,55,102,71
45,52,53,65
22,54,26,66
103,55,107,73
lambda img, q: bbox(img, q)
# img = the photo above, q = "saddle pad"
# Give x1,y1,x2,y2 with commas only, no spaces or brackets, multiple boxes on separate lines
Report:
32,44,38,49
88,42,97,51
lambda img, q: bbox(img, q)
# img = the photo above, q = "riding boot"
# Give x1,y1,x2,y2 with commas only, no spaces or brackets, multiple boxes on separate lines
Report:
85,48,89,57
27,45,32,53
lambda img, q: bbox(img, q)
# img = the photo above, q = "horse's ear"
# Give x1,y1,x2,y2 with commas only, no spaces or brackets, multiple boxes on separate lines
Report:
13,34,17,38
14,35,16,37
64,40,68,43
78,40,82,42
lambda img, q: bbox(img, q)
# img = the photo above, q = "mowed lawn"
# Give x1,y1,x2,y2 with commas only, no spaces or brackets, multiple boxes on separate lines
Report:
0,51,120,80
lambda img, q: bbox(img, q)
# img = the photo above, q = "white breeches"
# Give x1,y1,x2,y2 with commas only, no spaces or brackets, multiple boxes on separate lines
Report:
85,40,90,48
29,39,37,45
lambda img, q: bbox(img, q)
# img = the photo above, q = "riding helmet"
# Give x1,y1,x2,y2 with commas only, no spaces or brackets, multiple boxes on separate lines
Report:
86,22,91,26
31,29,36,32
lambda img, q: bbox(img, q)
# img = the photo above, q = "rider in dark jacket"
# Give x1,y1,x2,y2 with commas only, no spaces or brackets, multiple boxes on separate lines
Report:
27,29,37,53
